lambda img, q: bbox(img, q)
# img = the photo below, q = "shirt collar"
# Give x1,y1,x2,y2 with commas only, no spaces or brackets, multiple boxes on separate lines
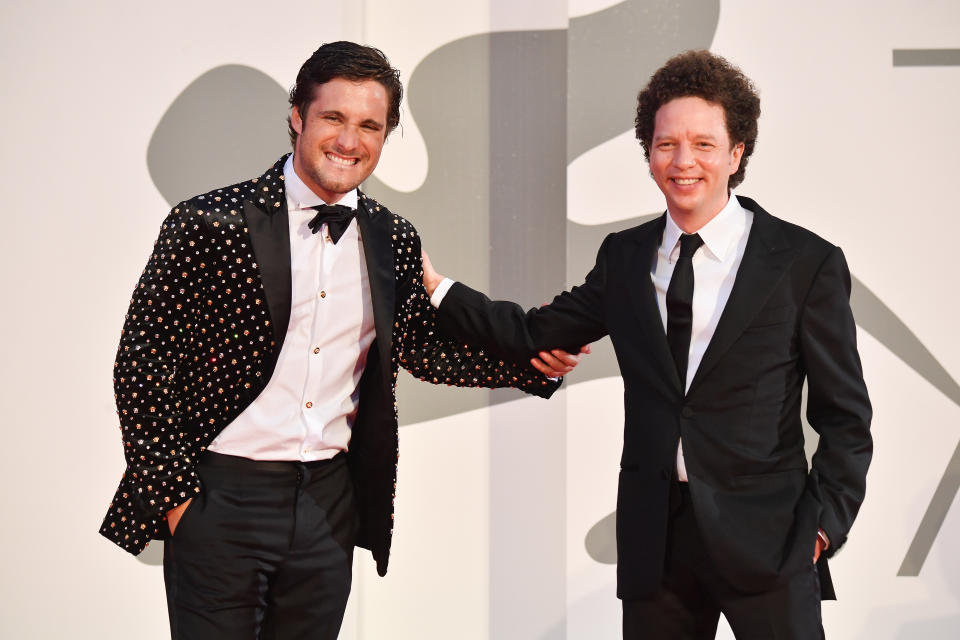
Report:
283,154,358,212
662,192,747,262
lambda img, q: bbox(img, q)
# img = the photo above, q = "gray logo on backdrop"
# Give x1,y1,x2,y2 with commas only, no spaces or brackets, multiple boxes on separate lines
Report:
143,0,956,577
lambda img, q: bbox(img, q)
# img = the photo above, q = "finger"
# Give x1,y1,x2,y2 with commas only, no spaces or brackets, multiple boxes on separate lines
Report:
421,250,434,273
168,511,181,535
538,350,563,368
530,357,566,378
580,344,592,354
550,349,580,366
167,497,192,533
540,351,575,374
530,357,558,377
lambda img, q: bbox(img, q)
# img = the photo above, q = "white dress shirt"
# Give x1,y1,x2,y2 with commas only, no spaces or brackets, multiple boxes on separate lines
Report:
431,194,752,479
653,193,752,480
209,155,376,461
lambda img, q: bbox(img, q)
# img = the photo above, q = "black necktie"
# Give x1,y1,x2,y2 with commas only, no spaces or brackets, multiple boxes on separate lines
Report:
308,204,355,244
666,233,704,387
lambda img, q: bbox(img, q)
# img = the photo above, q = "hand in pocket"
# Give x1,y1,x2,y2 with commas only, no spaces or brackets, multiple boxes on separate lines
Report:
167,498,193,535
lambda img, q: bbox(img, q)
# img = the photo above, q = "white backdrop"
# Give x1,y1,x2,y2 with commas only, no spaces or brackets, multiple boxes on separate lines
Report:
1,1,958,638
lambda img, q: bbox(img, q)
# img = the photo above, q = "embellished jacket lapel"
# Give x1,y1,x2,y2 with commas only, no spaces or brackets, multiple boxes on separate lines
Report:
356,192,396,388
243,156,292,372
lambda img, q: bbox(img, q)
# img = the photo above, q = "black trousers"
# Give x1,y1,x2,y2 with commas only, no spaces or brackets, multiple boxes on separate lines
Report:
623,482,824,640
163,451,358,640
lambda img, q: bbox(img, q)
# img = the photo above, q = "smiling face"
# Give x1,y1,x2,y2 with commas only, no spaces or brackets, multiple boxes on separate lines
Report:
649,96,745,231
290,77,389,203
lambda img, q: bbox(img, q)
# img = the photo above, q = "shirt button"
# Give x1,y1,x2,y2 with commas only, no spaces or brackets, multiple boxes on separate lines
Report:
305,401,313,409
325,235,332,243
319,290,326,298
313,347,320,354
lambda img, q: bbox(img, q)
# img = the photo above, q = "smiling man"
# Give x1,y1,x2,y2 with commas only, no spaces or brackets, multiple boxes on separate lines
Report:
100,41,580,640
423,50,872,638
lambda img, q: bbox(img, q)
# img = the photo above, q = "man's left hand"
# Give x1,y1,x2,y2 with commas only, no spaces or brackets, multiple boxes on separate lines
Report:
813,530,829,563
531,344,592,378
421,250,445,297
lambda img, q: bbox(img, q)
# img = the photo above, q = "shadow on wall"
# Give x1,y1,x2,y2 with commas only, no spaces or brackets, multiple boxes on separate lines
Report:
855,483,960,639
140,0,958,577
144,0,723,426
147,64,291,205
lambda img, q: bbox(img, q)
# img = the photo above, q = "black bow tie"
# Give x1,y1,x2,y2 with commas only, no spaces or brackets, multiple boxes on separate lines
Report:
307,204,355,244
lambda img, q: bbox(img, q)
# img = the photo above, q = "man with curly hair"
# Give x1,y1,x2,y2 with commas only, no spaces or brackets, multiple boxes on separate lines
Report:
424,50,872,638
101,41,583,640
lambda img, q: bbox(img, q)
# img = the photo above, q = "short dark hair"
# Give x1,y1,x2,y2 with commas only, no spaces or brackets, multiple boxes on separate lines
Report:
635,50,760,189
287,41,403,146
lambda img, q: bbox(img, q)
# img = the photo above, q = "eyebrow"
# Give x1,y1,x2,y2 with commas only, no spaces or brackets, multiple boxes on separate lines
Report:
653,132,719,142
315,109,384,130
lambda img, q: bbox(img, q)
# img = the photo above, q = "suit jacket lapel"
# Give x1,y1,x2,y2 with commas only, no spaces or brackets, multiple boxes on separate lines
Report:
241,161,394,390
628,215,685,392
356,192,395,388
244,156,292,364
687,197,796,395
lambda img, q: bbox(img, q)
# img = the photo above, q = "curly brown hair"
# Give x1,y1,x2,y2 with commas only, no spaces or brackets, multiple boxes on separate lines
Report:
287,41,403,147
635,50,760,189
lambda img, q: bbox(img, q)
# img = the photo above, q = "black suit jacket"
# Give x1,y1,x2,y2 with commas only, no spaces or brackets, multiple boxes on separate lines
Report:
437,196,872,599
100,155,559,576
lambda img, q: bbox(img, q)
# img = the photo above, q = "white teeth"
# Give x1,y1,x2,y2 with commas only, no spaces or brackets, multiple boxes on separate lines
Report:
674,178,700,185
325,153,357,167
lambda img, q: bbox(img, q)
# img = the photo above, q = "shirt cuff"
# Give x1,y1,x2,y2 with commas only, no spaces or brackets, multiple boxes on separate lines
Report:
430,277,455,308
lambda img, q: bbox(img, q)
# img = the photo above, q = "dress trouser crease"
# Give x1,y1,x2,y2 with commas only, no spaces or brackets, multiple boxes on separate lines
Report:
163,451,357,640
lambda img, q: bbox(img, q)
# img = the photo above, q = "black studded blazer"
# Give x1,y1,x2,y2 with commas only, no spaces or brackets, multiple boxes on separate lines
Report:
100,155,559,576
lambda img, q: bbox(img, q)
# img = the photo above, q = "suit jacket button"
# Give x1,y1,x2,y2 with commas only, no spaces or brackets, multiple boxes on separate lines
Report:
681,407,693,418
661,469,671,479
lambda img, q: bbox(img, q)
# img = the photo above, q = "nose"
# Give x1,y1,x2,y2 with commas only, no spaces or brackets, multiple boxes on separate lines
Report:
335,126,359,152
673,143,696,169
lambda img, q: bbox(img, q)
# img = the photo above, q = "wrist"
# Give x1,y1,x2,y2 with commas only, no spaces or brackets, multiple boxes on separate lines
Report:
429,278,455,309
424,274,442,297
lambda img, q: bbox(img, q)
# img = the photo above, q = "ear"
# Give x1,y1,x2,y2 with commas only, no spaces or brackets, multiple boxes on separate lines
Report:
291,106,304,136
729,141,745,175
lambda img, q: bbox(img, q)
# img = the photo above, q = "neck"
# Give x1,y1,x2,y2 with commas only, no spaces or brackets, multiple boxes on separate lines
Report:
670,192,731,234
